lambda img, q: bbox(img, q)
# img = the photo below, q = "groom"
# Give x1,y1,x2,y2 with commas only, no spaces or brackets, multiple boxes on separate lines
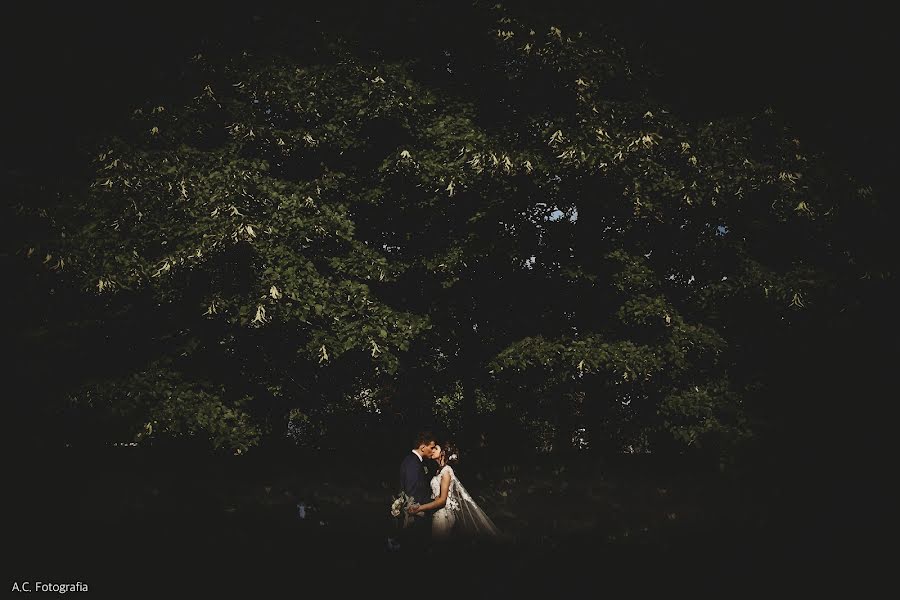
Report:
398,430,437,551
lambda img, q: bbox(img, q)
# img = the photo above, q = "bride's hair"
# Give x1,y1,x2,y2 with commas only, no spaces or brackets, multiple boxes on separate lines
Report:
442,441,460,466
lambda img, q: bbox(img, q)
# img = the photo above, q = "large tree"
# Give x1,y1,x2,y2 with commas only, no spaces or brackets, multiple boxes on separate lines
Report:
15,4,881,455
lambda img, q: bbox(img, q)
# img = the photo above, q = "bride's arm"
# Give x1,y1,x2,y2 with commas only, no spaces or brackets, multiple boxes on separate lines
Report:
410,471,451,513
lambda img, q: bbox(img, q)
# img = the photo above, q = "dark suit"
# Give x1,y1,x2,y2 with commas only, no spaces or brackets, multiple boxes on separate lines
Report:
400,452,430,504
399,451,431,550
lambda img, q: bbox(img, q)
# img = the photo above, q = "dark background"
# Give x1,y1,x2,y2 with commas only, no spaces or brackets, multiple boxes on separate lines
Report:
3,1,894,593
4,1,894,182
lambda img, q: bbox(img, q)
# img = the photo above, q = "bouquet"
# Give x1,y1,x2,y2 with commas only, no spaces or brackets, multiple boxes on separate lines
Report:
390,490,424,529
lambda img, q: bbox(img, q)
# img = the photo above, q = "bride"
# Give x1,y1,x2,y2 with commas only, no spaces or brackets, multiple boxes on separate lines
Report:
407,442,501,540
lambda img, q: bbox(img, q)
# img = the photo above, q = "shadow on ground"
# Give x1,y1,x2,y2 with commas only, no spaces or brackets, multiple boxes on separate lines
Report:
9,445,880,596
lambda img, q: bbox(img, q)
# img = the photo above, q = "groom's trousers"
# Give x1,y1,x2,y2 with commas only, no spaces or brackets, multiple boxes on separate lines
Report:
400,512,432,553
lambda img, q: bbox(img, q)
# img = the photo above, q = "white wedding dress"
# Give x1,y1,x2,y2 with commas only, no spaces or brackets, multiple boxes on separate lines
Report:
429,465,501,540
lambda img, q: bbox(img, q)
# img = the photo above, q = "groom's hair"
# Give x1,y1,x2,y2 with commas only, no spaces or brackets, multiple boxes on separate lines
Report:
413,430,436,449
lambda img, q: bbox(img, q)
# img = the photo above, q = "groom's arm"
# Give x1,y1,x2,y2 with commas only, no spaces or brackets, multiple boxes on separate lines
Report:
410,470,449,514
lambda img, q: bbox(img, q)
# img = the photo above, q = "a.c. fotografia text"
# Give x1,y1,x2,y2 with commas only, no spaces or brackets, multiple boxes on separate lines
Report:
11,581,89,593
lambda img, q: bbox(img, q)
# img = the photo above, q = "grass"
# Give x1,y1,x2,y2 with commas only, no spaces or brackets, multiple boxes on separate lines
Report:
10,445,863,595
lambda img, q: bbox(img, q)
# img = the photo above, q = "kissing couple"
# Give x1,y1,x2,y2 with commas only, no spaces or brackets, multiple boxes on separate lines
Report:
398,430,500,549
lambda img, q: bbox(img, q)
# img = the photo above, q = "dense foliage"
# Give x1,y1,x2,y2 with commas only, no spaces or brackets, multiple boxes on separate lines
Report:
15,4,884,456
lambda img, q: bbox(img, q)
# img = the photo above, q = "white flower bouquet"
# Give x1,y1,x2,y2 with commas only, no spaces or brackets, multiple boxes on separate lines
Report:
390,490,424,528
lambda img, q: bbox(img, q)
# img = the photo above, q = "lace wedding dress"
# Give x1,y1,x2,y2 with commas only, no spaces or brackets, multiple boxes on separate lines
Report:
429,465,501,540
